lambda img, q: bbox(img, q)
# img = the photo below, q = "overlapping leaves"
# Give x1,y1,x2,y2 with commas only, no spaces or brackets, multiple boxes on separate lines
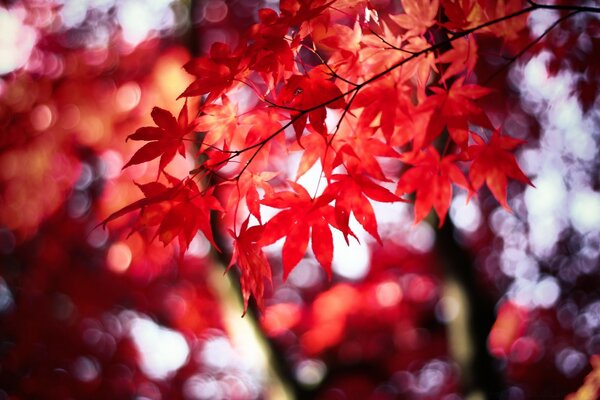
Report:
105,0,544,311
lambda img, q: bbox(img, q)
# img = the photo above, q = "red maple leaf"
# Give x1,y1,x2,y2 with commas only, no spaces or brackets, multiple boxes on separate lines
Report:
396,147,470,225
390,0,440,37
278,71,345,139
195,96,238,149
424,77,492,149
101,180,180,231
440,0,482,31
322,173,401,244
247,8,296,86
294,131,333,179
222,171,278,224
180,42,246,103
102,177,222,258
279,0,334,32
336,134,399,181
228,217,272,314
123,102,195,177
260,181,338,279
353,78,412,143
155,182,223,257
467,131,533,209
436,36,478,83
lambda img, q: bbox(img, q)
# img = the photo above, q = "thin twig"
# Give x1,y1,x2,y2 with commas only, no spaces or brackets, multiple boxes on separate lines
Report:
207,2,600,187
483,11,579,85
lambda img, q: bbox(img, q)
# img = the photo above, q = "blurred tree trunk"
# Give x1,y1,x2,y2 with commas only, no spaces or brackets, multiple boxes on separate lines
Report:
437,221,504,400
187,2,295,398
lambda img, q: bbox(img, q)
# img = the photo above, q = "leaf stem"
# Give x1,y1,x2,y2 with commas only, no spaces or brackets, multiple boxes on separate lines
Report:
204,2,600,186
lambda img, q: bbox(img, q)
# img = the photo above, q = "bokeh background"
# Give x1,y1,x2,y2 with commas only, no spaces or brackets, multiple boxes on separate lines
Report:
1,1,599,399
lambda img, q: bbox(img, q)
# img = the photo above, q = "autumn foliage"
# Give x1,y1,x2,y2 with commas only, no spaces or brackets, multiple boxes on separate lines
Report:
106,0,596,312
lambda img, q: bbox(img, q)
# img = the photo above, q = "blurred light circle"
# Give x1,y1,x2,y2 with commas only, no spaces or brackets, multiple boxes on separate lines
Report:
509,337,538,364
200,336,235,370
288,259,322,288
0,8,38,75
42,52,64,78
332,230,370,280
416,361,446,393
77,115,106,145
130,315,190,380
556,348,586,377
376,281,403,307
405,274,436,303
68,192,91,218
204,0,228,23
407,222,434,253
569,190,600,233
75,163,94,190
107,241,132,273
450,194,481,233
116,82,141,112
30,103,54,131
186,233,211,258
100,150,124,180
0,277,14,312
60,104,81,130
71,356,100,383
533,276,560,308
295,359,326,387
184,374,221,400
435,296,460,323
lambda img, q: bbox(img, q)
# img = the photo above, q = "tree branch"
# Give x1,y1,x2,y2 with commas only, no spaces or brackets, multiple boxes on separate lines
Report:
203,3,600,179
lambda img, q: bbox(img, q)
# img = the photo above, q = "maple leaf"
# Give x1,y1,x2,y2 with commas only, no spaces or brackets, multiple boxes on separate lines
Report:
223,171,278,224
156,182,223,258
195,96,238,149
279,0,335,32
228,217,272,314
424,77,492,148
403,36,439,100
101,0,550,321
396,147,470,226
392,101,433,148
322,173,401,244
315,20,362,61
294,131,332,179
260,181,338,279
390,0,439,37
236,109,287,173
247,8,297,86
440,0,484,31
101,180,181,230
278,72,345,139
354,24,407,80
102,178,222,258
195,143,231,175
436,36,478,83
180,42,246,103
353,77,411,143
336,134,399,181
467,131,533,209
123,102,195,177
482,0,528,41
429,77,491,120
241,109,285,148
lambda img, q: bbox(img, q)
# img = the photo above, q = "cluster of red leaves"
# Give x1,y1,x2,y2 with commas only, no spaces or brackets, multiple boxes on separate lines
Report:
107,0,544,311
